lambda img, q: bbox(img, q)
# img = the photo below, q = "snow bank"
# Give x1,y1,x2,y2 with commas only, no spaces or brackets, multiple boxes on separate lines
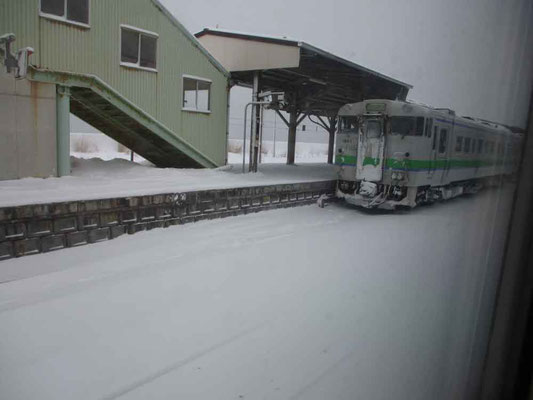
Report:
228,139,328,161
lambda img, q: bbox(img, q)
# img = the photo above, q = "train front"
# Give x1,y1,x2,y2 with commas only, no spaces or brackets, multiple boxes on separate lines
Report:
335,101,417,210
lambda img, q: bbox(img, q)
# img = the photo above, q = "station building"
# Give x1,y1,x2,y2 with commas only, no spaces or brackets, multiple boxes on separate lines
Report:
0,0,230,180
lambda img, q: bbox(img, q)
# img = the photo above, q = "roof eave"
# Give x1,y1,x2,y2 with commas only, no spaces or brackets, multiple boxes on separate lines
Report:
298,42,412,90
195,28,299,48
150,1,230,78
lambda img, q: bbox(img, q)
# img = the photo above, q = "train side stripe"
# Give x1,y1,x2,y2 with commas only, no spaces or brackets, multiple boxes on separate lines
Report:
335,156,509,170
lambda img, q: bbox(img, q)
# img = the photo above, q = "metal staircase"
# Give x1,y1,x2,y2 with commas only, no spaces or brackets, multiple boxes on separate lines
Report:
29,67,218,169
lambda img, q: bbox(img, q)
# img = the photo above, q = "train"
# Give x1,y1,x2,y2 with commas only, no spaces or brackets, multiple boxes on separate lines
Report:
334,99,523,210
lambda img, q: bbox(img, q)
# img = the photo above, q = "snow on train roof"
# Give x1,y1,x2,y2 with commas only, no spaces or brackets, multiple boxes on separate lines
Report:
339,99,515,136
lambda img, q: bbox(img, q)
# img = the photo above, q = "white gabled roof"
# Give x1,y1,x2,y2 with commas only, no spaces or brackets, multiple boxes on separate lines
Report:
150,1,229,77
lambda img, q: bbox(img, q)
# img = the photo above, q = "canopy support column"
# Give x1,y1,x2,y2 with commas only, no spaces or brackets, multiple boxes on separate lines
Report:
310,115,338,164
275,107,306,165
56,85,71,177
287,109,298,165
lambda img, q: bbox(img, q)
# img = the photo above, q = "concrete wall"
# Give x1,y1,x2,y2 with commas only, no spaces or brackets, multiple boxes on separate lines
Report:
0,180,336,260
0,71,57,181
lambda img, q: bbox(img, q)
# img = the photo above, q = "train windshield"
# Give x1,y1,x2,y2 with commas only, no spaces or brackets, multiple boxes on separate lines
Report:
339,117,359,133
390,116,425,136
365,119,382,138
390,116,416,136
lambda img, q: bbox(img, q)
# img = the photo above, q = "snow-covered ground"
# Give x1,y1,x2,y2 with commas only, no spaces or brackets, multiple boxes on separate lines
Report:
0,133,331,207
0,184,514,399
227,139,328,164
0,157,335,207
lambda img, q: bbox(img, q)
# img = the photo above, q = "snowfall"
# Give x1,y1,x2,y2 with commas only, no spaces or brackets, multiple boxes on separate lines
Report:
0,140,516,399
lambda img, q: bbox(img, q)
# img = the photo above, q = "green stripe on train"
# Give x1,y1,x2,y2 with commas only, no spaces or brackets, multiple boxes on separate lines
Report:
335,155,357,165
335,156,506,169
386,158,502,169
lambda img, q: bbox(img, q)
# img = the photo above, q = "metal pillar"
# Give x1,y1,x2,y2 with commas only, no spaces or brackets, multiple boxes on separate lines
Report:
258,106,264,164
327,117,337,164
56,85,71,177
251,72,261,172
287,109,298,165
273,112,277,158
309,114,338,164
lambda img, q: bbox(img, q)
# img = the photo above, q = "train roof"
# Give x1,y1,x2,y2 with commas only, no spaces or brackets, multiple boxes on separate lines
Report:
339,99,517,138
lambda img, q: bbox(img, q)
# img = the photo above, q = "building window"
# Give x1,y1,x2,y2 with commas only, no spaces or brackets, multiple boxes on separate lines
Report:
182,76,211,112
120,25,158,71
40,0,90,27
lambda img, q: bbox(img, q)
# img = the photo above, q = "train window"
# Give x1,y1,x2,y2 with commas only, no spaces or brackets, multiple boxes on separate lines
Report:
456,136,463,152
416,117,425,136
464,137,471,153
478,139,483,154
339,117,359,132
485,141,490,154
425,118,432,137
432,126,438,150
439,129,448,153
390,117,416,136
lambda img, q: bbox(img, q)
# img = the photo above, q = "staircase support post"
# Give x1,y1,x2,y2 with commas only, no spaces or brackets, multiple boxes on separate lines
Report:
56,85,71,177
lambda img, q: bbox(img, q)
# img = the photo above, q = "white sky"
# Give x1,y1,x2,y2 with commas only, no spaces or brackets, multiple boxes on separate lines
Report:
161,0,533,129
72,0,532,137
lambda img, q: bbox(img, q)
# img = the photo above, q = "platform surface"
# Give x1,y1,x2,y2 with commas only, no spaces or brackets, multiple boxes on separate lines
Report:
0,158,336,207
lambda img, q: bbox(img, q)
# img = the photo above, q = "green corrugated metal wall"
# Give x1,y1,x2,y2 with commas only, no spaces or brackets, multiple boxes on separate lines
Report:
0,0,229,165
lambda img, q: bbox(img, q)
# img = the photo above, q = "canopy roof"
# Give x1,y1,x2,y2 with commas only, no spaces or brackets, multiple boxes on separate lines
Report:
195,28,412,116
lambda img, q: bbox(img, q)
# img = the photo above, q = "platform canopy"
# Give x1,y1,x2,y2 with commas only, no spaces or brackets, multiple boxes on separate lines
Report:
195,28,412,116
196,28,413,167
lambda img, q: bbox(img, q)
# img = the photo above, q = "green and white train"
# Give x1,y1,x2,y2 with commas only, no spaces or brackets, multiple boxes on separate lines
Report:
334,99,523,210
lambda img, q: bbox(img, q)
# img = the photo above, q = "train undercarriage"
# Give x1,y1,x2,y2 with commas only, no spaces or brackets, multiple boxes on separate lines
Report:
334,179,489,210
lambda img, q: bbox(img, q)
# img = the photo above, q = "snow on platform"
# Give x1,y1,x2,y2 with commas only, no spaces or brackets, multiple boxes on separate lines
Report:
0,157,336,207
0,184,515,399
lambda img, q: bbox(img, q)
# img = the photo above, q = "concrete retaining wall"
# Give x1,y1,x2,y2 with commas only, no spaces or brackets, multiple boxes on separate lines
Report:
0,180,336,260
0,71,57,180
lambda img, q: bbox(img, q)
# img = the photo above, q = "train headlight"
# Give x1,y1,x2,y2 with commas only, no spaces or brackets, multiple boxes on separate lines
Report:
392,171,406,181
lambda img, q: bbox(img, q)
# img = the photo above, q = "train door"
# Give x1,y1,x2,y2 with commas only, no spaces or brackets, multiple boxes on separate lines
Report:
435,127,450,184
428,124,438,177
355,118,385,182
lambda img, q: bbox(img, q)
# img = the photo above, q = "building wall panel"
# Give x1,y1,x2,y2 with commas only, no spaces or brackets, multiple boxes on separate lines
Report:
2,0,228,165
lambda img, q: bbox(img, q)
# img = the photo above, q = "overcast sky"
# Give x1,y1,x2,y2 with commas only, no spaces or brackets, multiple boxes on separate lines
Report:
161,0,533,129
